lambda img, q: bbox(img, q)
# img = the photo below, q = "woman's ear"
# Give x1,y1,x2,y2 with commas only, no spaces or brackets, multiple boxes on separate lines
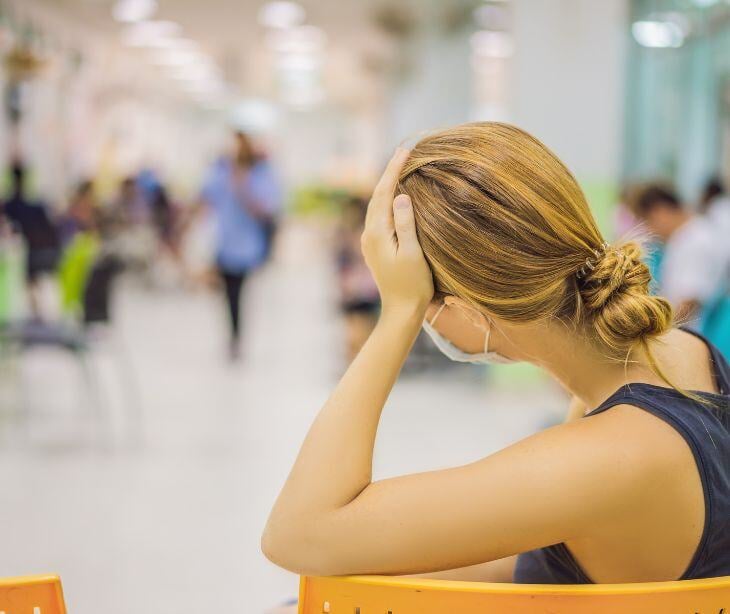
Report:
443,296,489,330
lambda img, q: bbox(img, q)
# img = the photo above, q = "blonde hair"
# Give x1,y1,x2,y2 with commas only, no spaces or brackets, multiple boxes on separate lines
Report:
397,122,674,363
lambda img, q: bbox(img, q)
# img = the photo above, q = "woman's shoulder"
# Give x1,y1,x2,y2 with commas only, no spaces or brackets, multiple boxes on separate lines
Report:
518,403,693,498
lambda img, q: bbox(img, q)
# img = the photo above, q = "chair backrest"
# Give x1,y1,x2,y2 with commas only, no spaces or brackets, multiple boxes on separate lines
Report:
299,574,730,614
57,233,99,318
0,575,66,614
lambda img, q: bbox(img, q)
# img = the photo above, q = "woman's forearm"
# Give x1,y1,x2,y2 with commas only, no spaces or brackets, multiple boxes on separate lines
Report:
263,308,422,543
262,149,432,572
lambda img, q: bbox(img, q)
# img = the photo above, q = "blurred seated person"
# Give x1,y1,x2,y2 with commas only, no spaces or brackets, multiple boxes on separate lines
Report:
150,184,179,255
631,183,729,331
2,160,60,317
699,176,730,240
59,180,99,246
336,196,380,362
697,177,730,358
699,176,726,213
103,177,139,235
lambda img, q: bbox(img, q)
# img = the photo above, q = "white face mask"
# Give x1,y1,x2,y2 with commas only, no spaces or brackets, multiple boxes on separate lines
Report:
422,303,515,365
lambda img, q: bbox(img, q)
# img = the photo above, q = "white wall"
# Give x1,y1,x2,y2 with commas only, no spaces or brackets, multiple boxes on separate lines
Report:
510,0,629,183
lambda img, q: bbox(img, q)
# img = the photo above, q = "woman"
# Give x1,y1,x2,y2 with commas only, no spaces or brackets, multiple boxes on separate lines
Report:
262,123,730,584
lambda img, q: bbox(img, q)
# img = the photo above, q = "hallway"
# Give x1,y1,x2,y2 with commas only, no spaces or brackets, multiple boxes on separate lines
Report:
0,222,562,613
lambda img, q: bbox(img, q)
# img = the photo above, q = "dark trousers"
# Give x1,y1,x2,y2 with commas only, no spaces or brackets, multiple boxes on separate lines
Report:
220,270,247,342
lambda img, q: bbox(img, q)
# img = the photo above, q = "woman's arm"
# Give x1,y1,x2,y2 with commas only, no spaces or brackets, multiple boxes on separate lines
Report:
262,150,654,577
262,147,433,567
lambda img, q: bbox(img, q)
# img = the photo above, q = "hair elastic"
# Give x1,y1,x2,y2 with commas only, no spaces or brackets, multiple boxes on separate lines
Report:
576,242,610,280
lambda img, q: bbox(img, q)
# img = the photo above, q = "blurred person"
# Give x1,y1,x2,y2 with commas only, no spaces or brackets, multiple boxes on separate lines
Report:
613,185,641,238
248,141,284,264
194,131,270,360
106,177,140,231
697,177,730,358
699,176,730,244
263,123,730,587
149,184,179,254
632,184,728,329
336,196,380,362
2,160,59,317
104,176,161,277
58,180,98,246
699,176,726,214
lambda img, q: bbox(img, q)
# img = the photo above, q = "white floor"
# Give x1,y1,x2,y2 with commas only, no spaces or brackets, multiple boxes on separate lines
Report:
0,222,564,614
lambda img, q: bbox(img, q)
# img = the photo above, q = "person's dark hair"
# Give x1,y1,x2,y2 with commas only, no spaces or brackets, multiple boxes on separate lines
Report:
74,180,93,201
234,131,256,168
10,160,25,196
632,184,682,217
151,185,170,211
700,176,725,212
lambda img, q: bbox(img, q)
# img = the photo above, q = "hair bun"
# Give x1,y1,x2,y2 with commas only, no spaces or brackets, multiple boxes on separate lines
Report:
578,242,673,352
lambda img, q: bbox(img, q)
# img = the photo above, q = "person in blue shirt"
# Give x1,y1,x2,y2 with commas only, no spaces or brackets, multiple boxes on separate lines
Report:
198,132,273,360
249,150,283,264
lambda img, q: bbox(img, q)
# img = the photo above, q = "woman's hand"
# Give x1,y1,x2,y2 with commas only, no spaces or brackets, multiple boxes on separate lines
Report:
361,148,434,319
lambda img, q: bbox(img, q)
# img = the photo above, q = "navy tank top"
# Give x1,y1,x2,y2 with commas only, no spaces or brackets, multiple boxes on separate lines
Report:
514,330,730,584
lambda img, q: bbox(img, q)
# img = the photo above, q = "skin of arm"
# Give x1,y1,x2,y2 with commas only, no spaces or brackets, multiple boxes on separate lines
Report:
565,395,588,422
261,149,654,578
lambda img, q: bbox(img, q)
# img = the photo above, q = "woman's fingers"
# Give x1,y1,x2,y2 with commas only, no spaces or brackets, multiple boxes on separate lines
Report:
393,194,418,253
365,148,410,231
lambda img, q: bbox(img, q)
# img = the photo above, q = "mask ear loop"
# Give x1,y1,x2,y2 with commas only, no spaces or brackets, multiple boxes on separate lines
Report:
430,302,447,326
482,316,492,354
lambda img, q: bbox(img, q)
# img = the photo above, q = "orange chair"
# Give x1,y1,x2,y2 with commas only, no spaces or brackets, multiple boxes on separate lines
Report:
0,575,66,614
299,574,730,613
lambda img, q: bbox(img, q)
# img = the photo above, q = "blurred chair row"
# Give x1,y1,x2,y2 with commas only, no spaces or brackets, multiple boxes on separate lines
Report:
0,233,141,448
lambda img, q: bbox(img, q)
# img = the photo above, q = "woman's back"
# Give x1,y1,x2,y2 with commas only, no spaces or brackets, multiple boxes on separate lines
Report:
262,124,730,587
516,329,730,583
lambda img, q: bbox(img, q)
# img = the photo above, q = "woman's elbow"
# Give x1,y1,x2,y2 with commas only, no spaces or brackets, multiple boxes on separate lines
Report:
261,521,343,577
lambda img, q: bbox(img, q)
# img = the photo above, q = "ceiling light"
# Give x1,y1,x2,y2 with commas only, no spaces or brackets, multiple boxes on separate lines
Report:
230,99,278,133
258,1,306,29
113,0,157,23
470,30,514,58
632,20,685,48
265,25,326,55
473,5,509,30
121,21,182,47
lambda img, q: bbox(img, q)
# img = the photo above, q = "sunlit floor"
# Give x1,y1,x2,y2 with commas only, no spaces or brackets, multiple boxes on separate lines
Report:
0,222,564,614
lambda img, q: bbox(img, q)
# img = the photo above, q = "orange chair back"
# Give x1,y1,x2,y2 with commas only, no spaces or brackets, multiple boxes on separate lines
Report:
299,574,730,614
0,575,66,614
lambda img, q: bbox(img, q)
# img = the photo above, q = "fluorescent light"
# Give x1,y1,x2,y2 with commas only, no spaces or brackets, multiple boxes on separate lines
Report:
265,25,326,55
473,5,509,30
276,54,320,72
113,0,157,23
258,1,306,29
230,99,278,132
122,21,182,47
470,30,514,58
632,20,685,48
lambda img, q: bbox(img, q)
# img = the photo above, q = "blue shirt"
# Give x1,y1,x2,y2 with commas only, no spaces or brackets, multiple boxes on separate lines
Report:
201,158,267,273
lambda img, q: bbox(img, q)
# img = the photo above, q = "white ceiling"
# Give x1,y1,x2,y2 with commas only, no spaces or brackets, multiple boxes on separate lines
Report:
25,0,401,103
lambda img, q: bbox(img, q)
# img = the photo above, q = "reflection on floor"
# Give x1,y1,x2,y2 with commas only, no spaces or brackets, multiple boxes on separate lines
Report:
0,223,564,614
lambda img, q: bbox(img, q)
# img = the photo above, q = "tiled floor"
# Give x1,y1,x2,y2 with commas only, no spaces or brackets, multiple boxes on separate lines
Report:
0,222,564,613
